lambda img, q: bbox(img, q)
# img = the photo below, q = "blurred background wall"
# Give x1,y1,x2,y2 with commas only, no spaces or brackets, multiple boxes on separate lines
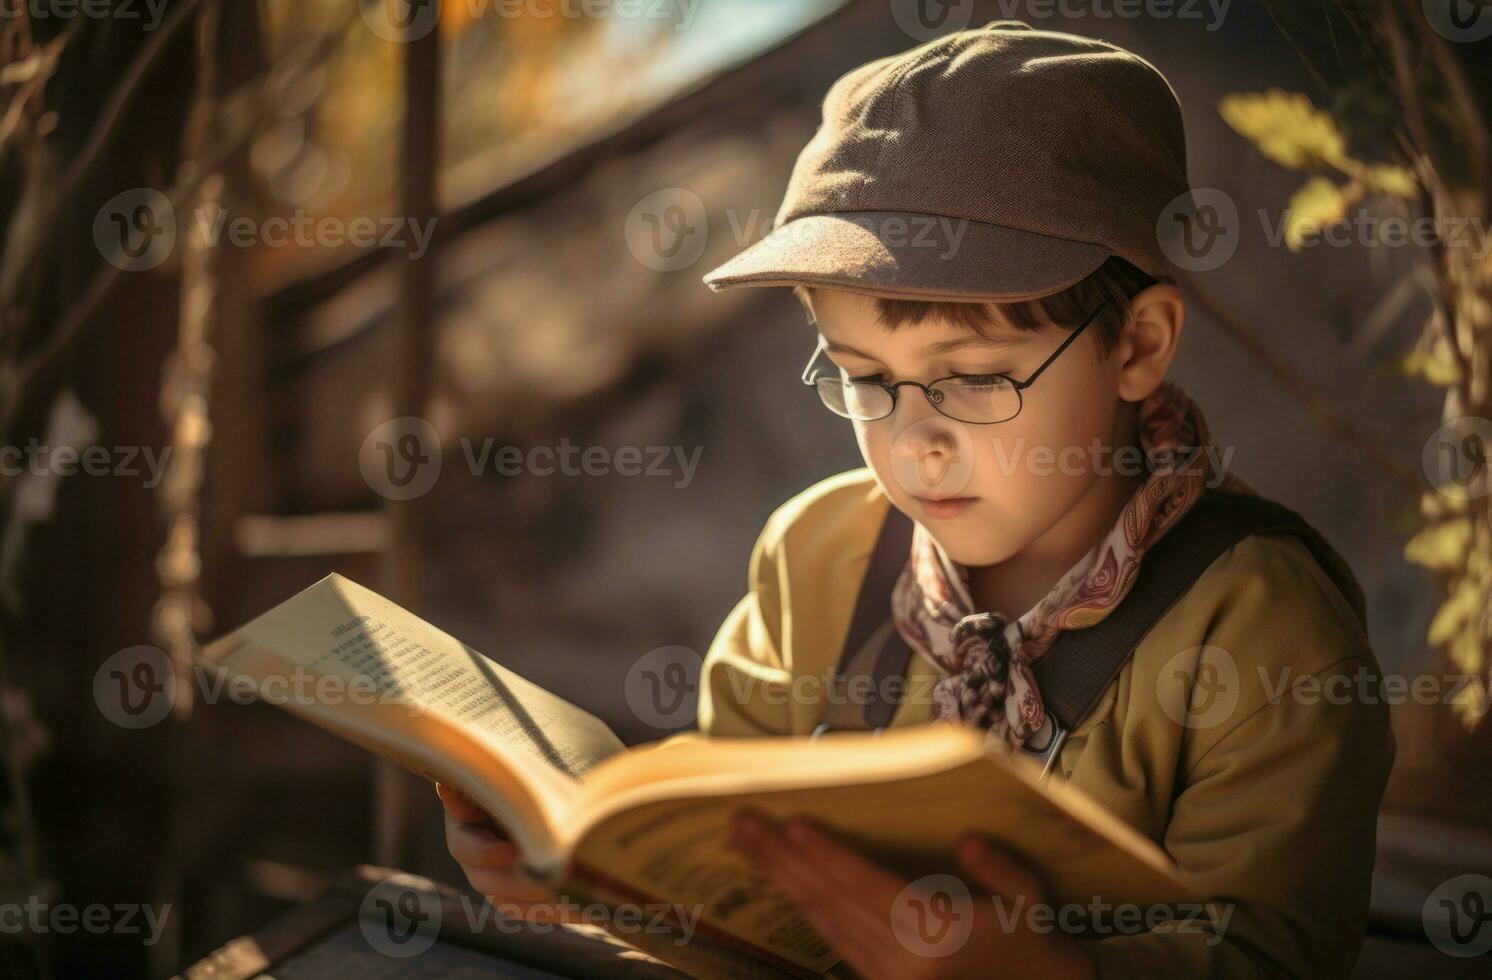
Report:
1,0,1488,975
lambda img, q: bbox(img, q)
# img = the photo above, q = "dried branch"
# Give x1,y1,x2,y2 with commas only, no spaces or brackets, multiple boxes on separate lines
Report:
0,0,202,323
4,22,349,430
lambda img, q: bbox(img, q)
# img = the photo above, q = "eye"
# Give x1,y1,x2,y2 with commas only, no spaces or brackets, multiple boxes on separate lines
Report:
948,373,1010,388
849,372,888,384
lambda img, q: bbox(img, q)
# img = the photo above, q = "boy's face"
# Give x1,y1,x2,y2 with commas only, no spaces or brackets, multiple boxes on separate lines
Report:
808,287,1130,568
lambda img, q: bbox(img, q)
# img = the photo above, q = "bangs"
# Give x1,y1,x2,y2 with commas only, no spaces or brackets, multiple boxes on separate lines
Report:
794,257,1161,355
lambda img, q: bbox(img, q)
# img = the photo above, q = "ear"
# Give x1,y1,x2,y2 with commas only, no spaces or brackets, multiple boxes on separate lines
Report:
1113,283,1183,402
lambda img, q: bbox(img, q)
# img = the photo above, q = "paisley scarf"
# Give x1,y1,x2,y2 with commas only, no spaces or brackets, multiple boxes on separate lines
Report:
889,381,1252,748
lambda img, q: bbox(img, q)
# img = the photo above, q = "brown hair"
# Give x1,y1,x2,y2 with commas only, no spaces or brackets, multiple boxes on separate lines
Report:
793,257,1162,356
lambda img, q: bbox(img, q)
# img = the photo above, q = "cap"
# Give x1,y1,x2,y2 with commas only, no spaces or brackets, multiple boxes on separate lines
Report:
701,20,1189,302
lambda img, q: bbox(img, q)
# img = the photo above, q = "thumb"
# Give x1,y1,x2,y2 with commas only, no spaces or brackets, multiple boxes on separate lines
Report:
435,782,490,824
957,838,1044,902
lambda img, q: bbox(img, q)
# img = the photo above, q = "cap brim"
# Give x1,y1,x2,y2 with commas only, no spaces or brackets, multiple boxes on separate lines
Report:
702,212,1109,302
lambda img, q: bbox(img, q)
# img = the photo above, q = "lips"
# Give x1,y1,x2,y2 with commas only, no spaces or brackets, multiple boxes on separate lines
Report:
912,495,977,519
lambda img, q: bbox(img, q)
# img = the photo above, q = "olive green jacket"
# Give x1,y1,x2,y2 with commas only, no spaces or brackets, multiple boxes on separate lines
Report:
698,468,1394,978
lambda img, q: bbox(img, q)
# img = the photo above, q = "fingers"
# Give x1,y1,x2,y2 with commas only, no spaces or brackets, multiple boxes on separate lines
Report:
442,807,559,908
462,866,561,908
729,810,905,974
444,811,520,869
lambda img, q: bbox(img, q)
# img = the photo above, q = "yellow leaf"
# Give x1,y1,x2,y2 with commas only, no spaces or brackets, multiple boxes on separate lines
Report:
1447,617,1485,676
1363,164,1418,199
1452,679,1486,729
1399,349,1463,387
1219,89,1350,171
1405,517,1473,572
1428,577,1481,647
1285,177,1350,250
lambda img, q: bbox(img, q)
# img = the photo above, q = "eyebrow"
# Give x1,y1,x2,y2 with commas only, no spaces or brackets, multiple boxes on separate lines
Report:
821,334,1027,360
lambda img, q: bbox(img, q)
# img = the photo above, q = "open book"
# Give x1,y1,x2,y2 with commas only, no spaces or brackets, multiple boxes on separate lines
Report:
199,574,1198,977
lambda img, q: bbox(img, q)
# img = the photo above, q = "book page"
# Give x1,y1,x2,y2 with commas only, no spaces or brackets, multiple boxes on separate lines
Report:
199,574,627,842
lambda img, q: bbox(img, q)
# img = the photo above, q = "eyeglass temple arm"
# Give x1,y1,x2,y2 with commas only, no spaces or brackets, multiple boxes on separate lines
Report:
1011,302,1107,391
801,337,827,385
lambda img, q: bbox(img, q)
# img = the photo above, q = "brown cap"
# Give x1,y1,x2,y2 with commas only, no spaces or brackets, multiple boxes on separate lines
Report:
702,20,1188,301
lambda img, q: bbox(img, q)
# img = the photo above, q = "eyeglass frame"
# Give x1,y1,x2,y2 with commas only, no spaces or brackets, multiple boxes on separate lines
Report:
799,302,1107,425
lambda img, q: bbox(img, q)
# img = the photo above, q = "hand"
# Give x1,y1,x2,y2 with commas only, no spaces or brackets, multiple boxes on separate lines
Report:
436,782,571,922
728,810,1095,980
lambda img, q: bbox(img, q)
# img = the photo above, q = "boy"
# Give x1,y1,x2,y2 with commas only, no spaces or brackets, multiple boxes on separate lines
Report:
442,21,1393,978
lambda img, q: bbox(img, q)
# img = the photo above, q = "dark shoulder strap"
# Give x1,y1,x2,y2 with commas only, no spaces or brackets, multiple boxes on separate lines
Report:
1033,489,1366,731
817,503,917,732
826,490,1365,734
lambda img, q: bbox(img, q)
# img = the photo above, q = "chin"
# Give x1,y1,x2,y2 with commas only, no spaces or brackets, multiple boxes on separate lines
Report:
923,526,1019,569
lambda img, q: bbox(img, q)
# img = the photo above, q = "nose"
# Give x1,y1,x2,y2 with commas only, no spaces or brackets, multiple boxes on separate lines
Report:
889,395,963,464
888,399,972,498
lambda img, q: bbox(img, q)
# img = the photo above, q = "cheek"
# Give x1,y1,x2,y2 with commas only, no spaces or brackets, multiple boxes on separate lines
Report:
968,370,1122,499
853,421,893,486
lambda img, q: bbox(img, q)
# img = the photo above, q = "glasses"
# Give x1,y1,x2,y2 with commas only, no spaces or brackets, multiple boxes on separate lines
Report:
800,303,1106,425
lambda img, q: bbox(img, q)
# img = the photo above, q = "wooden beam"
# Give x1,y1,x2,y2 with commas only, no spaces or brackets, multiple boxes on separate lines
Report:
375,14,443,869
